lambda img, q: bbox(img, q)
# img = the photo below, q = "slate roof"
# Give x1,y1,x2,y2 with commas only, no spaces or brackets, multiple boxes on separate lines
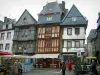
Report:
61,5,88,25
39,2,62,15
38,1,65,24
38,14,62,24
97,12,100,23
15,9,37,26
0,20,3,29
87,29,97,43
4,17,16,25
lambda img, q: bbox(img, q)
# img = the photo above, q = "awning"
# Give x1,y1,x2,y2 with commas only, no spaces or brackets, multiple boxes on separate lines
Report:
63,54,75,56
31,54,59,58
1,55,31,58
86,56,97,59
0,50,13,55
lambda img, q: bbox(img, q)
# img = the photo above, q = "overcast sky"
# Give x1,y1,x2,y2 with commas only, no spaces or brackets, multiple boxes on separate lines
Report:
0,0,100,38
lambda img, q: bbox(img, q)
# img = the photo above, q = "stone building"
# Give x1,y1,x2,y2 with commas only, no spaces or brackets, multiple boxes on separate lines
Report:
87,29,96,56
0,17,15,53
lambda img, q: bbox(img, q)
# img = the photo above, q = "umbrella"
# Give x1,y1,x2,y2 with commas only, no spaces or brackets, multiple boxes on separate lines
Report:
0,50,13,55
86,56,97,59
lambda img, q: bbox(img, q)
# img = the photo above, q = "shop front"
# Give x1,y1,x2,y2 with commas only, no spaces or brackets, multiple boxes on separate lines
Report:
32,54,60,68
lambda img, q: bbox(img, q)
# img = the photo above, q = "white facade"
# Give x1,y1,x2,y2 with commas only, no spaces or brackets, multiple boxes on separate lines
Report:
0,30,14,53
62,27,85,39
62,27,85,53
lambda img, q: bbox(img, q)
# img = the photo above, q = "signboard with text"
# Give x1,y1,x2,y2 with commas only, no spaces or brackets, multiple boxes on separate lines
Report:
77,50,81,57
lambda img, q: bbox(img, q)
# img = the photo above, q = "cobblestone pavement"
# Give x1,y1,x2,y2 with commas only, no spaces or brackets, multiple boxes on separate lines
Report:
22,69,73,75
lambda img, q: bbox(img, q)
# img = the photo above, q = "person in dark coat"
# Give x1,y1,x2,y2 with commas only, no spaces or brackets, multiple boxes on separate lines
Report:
62,61,66,75
91,60,98,75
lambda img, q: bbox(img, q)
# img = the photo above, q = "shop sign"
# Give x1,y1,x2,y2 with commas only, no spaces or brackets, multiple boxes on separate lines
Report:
77,50,81,57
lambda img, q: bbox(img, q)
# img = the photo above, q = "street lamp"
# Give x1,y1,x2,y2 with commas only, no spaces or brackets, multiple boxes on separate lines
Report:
19,46,26,55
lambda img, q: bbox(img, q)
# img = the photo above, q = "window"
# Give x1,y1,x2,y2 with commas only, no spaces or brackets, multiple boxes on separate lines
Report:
67,41,72,47
0,33,5,40
72,17,77,21
45,40,52,47
23,17,27,24
6,24,8,29
5,43,10,50
75,41,80,47
45,27,52,33
47,16,52,21
67,28,72,35
63,41,67,47
0,44,3,50
75,28,80,35
6,32,11,40
52,39,58,47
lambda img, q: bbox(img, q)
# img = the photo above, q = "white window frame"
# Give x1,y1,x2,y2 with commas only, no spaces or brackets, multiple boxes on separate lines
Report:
47,16,52,21
0,33,5,40
67,41,72,48
72,17,77,21
67,28,72,35
75,41,80,47
6,32,11,40
0,44,3,50
5,43,10,50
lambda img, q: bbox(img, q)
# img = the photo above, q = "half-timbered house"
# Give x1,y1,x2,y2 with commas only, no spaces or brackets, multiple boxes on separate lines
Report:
35,1,67,68
13,9,37,55
61,5,88,61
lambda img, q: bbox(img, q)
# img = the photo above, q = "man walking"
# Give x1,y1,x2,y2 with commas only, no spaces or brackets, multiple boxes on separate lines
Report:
62,61,66,75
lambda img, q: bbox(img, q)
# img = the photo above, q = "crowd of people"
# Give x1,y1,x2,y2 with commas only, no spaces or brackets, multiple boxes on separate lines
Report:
60,60,72,75
60,59,100,75
13,60,23,75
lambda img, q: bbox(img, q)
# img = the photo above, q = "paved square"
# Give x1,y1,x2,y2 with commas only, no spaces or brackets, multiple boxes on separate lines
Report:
22,69,73,75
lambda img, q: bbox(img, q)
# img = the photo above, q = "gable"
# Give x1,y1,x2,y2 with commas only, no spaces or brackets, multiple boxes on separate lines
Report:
61,5,88,25
16,9,37,26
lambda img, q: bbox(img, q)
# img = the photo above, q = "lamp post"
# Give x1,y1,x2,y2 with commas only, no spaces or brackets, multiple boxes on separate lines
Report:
19,47,26,55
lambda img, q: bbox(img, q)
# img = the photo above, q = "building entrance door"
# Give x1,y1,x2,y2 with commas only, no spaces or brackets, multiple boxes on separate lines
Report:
46,58,52,68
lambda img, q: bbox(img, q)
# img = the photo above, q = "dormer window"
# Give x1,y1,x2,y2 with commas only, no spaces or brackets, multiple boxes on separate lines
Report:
72,17,77,21
47,16,52,21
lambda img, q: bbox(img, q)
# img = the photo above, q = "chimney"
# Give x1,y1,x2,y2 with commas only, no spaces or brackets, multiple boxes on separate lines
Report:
62,1,65,12
4,17,8,23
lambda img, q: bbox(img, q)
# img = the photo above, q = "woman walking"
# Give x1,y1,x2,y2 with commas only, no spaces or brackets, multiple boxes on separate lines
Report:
67,60,72,71
13,60,18,75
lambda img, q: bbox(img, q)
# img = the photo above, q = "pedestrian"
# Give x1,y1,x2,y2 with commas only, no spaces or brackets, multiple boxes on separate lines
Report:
61,61,66,75
18,60,22,75
13,60,18,75
60,62,62,69
91,60,98,75
67,60,72,71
